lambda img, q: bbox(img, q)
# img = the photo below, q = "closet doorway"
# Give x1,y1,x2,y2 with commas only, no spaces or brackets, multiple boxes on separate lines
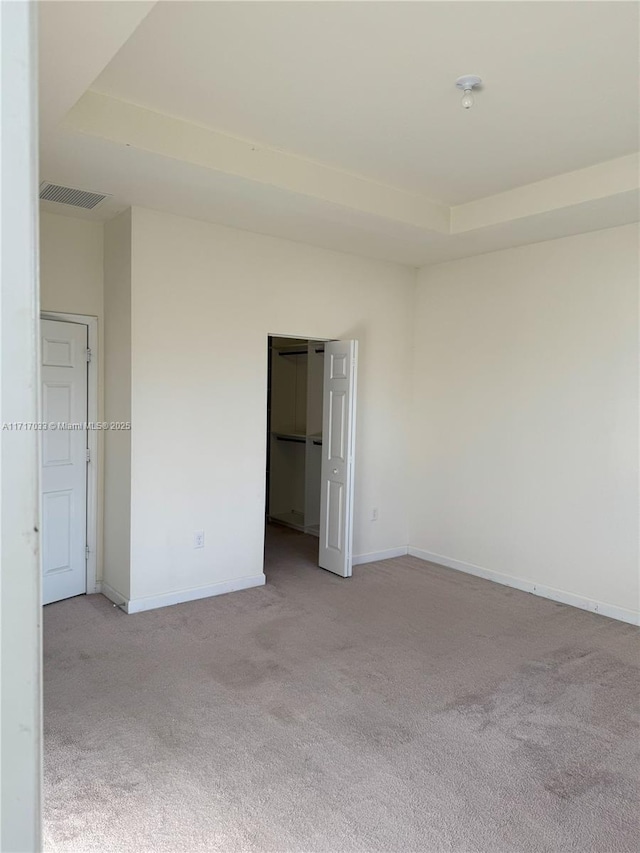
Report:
265,335,358,578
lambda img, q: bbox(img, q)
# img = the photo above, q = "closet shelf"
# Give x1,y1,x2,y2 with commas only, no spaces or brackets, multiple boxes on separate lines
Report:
277,348,308,357
272,430,322,442
272,430,306,443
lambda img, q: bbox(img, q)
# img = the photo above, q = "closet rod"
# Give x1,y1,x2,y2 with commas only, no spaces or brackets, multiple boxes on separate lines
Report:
276,436,306,444
315,347,325,353
312,440,322,446
277,349,307,357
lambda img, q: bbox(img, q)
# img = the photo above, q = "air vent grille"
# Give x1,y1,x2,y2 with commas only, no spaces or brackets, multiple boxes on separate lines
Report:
39,182,110,210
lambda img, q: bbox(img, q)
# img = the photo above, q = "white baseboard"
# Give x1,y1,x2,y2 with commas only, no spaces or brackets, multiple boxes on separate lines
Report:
125,573,266,614
353,546,408,566
101,581,128,609
407,547,640,626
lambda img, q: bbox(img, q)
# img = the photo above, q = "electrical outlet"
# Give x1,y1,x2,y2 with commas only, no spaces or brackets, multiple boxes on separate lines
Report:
371,508,378,522
194,530,205,549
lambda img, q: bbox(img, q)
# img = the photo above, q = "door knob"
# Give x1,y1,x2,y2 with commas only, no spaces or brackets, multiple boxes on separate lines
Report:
333,468,338,474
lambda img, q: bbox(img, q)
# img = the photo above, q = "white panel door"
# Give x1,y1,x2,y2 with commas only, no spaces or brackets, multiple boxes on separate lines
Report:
41,319,88,604
319,340,358,577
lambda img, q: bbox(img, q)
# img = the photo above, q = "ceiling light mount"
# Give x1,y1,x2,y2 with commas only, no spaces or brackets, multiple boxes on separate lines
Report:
455,75,482,110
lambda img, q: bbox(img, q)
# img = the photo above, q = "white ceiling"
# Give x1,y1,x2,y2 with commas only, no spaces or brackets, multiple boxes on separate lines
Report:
91,1,639,205
39,1,639,266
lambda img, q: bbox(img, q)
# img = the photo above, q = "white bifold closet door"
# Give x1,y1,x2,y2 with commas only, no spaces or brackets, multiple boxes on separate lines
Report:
319,340,358,577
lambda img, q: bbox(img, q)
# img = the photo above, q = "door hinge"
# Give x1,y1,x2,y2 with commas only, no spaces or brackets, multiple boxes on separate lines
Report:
86,447,91,463
85,347,92,363
85,545,90,561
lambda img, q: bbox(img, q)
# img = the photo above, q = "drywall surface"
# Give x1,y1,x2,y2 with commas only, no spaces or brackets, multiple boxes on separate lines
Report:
40,211,103,317
410,224,639,622
39,210,106,581
128,206,415,602
1,2,41,848
103,209,132,600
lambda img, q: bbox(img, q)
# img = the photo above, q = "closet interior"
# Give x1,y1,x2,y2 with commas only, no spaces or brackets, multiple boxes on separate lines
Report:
266,336,325,536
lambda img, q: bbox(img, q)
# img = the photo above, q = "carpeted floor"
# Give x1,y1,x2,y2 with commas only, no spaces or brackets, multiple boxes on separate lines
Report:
44,525,639,853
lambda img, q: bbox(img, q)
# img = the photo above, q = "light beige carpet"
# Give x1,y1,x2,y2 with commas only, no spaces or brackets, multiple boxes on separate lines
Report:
44,525,639,852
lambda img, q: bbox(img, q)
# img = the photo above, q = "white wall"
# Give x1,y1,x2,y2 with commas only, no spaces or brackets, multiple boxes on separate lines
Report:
410,224,639,622
0,2,41,848
51,205,637,624
127,206,415,606
103,210,132,601
40,211,103,317
39,211,105,581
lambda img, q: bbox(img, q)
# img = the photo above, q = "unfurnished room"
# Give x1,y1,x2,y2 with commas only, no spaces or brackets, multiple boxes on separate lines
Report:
0,1,639,852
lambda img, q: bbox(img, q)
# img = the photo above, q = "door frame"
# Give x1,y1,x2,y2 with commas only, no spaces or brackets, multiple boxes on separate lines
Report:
41,311,99,595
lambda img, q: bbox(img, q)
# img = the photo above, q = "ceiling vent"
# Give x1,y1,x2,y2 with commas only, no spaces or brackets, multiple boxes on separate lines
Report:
39,182,111,210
